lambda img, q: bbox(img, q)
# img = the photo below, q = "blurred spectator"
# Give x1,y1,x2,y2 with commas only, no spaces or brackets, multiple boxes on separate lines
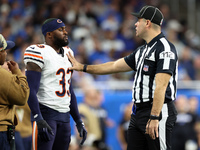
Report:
72,88,113,149
178,46,196,80
158,3,170,29
101,28,125,59
166,19,185,58
98,1,122,27
100,12,120,32
118,102,133,150
188,96,200,149
9,1,25,35
172,95,198,150
195,121,200,150
189,96,200,115
165,19,197,80
88,35,111,64
0,1,11,30
193,54,200,80
184,29,200,51
116,19,137,53
15,103,32,150
88,35,113,81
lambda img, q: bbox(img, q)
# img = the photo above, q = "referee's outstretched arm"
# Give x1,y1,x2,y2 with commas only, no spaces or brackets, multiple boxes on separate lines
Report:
67,52,132,74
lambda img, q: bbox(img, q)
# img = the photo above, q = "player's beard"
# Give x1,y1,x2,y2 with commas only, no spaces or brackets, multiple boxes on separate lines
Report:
54,36,69,47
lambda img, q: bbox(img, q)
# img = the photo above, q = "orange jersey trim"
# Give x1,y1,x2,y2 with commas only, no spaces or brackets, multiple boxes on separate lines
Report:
32,121,38,150
24,53,43,59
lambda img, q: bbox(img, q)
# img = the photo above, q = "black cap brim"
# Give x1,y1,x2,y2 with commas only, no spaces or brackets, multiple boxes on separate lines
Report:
131,12,141,18
5,41,15,50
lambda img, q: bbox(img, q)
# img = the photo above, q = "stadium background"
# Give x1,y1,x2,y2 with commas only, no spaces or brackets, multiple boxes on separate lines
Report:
1,0,200,149
72,89,200,150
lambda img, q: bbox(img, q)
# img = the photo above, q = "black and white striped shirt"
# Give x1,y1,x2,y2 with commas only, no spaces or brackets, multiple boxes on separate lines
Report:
124,33,178,104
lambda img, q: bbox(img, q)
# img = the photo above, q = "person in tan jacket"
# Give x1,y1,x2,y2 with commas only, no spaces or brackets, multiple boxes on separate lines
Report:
0,34,30,150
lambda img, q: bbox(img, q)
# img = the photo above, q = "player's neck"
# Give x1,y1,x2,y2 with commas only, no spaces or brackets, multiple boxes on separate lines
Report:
47,43,60,53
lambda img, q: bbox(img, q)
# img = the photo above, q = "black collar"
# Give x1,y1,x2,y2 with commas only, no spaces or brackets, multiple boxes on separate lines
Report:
146,32,165,47
59,48,64,57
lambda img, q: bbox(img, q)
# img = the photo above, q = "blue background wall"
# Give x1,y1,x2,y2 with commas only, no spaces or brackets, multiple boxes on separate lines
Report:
71,89,200,150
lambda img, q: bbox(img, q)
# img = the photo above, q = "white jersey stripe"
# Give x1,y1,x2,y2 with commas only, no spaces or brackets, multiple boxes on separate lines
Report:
134,45,147,102
160,38,171,70
142,46,154,102
169,77,174,100
159,104,168,150
132,48,146,101
142,74,150,102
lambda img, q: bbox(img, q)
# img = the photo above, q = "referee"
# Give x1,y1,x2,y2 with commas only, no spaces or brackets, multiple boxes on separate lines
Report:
67,5,178,150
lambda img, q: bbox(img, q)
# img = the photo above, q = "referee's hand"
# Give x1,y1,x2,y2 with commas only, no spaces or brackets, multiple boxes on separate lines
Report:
66,52,83,71
145,119,159,140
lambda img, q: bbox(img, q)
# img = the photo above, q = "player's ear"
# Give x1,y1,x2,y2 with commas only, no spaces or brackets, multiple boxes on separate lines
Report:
46,32,52,39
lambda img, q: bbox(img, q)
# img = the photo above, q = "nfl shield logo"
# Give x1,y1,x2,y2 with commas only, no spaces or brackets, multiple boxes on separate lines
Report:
143,65,149,72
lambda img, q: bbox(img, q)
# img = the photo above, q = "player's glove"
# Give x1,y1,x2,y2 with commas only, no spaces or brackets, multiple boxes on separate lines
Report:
76,119,87,145
34,114,54,142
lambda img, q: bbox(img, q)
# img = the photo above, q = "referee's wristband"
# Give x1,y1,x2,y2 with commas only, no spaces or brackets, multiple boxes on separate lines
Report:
83,64,87,72
150,115,159,120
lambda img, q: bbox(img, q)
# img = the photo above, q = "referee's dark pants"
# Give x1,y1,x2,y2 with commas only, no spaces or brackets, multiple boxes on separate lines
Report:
127,101,177,150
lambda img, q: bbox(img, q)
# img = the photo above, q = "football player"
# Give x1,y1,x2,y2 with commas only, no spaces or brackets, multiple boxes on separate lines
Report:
24,18,87,150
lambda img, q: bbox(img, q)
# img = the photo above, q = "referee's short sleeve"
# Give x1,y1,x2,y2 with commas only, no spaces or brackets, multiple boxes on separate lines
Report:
124,52,136,71
155,40,178,75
